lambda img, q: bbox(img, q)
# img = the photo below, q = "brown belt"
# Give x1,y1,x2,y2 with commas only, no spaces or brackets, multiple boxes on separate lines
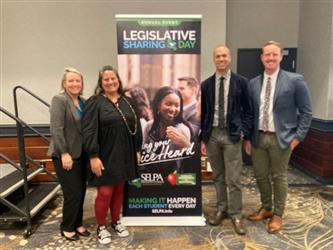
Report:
259,130,276,135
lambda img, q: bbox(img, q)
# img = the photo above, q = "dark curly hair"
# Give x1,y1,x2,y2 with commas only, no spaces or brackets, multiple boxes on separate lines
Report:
127,86,152,121
94,65,124,95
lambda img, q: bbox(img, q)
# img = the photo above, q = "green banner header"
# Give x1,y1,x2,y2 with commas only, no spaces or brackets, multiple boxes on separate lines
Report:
116,15,202,26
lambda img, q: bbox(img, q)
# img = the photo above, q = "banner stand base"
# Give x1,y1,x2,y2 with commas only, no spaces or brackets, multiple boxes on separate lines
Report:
121,215,206,226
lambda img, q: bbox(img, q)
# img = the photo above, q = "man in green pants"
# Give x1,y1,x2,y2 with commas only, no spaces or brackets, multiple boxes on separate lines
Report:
245,41,312,233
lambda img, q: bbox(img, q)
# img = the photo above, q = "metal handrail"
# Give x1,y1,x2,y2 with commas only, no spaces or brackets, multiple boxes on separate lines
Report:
13,85,50,112
0,153,23,172
0,106,31,230
1,106,58,237
13,85,50,143
25,155,57,180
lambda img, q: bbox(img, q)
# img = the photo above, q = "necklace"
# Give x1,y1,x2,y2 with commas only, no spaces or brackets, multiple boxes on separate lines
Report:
105,95,137,135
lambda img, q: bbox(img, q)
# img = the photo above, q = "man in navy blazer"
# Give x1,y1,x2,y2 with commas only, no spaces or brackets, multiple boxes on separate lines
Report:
246,41,312,233
201,45,253,235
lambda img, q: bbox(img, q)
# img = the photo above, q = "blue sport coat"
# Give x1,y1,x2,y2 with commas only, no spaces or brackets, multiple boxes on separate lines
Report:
249,69,312,149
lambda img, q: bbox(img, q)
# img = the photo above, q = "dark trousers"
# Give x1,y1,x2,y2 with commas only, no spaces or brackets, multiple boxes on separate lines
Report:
53,155,87,232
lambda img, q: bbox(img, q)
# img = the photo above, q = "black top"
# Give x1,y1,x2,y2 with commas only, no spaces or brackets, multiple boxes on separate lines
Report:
200,72,253,144
82,94,142,186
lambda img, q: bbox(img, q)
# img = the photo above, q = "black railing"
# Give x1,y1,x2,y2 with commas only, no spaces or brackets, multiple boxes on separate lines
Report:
0,106,31,230
1,86,60,237
0,153,23,172
13,85,50,143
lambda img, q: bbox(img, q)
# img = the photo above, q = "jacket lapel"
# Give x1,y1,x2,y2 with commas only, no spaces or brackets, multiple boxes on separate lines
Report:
255,75,264,106
273,70,285,106
228,72,236,114
209,74,216,109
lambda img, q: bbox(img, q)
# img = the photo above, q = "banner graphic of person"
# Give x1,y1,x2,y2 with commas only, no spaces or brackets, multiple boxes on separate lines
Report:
116,14,204,225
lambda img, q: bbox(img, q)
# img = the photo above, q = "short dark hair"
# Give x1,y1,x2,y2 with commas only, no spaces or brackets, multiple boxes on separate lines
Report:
178,77,199,89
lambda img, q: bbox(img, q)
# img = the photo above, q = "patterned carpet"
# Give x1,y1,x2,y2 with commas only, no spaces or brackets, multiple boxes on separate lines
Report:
1,166,332,250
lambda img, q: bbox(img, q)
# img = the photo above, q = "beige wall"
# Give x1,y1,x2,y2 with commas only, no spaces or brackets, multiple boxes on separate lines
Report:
0,0,226,124
330,11,333,119
298,0,333,120
1,0,332,124
226,0,299,71
227,0,333,121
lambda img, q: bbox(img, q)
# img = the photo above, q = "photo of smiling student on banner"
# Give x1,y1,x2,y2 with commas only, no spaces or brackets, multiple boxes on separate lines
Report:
142,86,193,174
143,86,192,149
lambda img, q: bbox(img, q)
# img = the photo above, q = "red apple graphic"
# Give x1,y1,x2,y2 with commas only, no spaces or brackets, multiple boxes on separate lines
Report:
167,171,177,186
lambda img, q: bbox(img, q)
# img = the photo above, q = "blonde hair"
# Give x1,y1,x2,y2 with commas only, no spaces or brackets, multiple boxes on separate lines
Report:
262,40,284,54
60,67,84,94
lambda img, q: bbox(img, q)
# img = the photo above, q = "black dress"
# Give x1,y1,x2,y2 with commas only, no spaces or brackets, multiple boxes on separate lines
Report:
82,94,142,186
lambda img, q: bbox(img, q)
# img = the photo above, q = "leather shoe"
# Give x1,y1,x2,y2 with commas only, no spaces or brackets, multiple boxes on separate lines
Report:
208,210,229,226
247,208,273,221
76,229,91,237
232,218,247,235
267,215,282,233
61,231,79,241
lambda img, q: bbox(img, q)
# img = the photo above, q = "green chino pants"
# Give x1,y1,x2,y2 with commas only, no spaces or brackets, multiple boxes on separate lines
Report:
252,133,292,217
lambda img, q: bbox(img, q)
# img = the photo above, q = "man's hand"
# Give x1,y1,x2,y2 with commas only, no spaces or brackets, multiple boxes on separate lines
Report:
290,138,300,151
243,140,252,155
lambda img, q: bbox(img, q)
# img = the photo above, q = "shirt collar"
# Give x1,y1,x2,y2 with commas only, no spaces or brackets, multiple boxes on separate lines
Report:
264,68,279,81
184,99,196,110
216,69,231,81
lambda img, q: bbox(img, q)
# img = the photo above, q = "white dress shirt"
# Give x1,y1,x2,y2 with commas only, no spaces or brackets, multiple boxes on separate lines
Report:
259,69,279,131
213,69,231,127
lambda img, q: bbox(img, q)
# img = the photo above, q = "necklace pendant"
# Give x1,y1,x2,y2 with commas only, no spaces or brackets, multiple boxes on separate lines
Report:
108,95,138,136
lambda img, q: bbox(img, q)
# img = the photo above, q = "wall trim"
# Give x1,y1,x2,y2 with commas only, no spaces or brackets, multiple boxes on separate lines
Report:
1,118,332,136
290,160,333,185
311,118,333,133
0,124,50,137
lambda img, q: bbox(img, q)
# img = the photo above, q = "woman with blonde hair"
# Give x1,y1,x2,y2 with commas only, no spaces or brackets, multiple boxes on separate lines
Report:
48,67,89,241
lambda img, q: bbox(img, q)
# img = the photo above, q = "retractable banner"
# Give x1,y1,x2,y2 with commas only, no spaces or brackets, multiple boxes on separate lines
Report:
116,14,204,225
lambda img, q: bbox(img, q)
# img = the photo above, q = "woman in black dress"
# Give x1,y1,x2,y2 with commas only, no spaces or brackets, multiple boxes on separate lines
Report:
82,65,142,245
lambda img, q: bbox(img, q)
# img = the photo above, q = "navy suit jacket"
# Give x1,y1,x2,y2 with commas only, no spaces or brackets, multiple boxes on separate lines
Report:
249,69,312,149
200,72,253,144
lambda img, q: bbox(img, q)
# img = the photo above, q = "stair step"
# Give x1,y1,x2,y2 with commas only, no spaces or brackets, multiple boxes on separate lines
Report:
0,183,61,221
0,163,17,178
0,168,44,198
